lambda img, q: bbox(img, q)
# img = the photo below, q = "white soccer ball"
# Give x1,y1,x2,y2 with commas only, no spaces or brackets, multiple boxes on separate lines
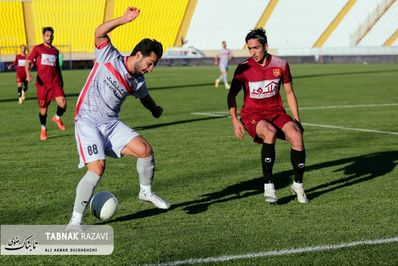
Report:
90,191,119,221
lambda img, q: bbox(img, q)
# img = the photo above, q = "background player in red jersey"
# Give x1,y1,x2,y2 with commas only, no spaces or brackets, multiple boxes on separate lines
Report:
227,28,309,204
25,27,67,141
8,45,29,104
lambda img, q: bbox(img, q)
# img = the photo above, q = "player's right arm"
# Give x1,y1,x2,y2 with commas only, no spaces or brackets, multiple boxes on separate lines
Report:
95,7,140,47
227,78,245,140
8,57,17,70
25,46,36,82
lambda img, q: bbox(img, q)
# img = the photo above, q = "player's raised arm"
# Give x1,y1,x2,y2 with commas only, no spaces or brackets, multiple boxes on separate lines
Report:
95,7,140,47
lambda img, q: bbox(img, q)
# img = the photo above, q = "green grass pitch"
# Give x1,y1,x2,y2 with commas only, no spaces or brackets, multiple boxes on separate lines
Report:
0,63,397,265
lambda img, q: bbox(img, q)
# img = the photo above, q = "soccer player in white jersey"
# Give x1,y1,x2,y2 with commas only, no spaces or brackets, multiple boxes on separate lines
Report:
214,41,232,89
68,7,170,227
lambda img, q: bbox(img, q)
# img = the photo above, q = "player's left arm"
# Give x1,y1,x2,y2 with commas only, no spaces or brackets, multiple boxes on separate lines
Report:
140,95,163,118
95,7,140,47
284,82,301,122
56,53,64,86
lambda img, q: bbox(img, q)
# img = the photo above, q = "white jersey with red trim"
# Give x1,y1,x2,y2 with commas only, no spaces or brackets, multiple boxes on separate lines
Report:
75,40,148,123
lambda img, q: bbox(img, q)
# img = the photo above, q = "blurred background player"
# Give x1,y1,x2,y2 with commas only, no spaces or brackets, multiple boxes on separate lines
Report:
8,45,29,104
68,7,170,227
25,27,67,141
214,41,232,89
227,28,309,204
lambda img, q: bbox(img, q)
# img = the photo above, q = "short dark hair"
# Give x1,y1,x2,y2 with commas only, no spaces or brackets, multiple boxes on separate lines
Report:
42,27,54,35
245,28,267,45
131,38,163,59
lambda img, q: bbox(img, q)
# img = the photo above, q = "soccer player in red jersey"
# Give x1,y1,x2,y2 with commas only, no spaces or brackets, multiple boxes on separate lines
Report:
227,28,309,204
8,45,29,104
25,27,67,141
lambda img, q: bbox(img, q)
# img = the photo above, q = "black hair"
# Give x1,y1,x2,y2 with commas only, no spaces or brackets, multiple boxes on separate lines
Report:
245,28,267,45
131,38,163,59
42,27,54,35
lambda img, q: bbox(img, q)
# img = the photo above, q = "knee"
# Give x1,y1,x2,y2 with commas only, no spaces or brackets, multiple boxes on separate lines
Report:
135,143,153,158
60,99,67,109
87,160,106,177
287,132,304,150
257,123,277,142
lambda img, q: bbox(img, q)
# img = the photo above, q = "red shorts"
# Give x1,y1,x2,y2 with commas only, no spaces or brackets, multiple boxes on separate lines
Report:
16,68,27,83
36,82,65,108
240,111,293,143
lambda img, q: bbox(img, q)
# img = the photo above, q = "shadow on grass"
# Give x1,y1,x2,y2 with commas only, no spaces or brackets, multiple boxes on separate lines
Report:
104,151,397,223
135,116,228,131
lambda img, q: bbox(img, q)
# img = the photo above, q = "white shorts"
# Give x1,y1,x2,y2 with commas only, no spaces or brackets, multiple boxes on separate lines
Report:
219,63,228,72
75,119,139,168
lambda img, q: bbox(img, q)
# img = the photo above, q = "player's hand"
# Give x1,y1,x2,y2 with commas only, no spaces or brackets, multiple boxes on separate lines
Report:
26,74,32,82
295,119,304,133
123,7,140,23
233,120,245,140
151,106,163,118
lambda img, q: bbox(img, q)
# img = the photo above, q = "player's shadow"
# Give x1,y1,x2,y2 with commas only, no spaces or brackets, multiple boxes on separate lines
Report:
103,151,396,223
135,115,228,131
191,150,396,209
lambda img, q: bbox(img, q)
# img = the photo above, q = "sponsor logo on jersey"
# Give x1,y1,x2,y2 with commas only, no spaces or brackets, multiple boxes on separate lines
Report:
103,76,128,99
41,54,57,66
248,79,279,99
18,59,27,67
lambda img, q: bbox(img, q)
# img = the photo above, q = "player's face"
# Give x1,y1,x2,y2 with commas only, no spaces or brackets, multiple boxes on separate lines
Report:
133,52,158,76
42,31,54,46
247,39,268,63
20,45,26,54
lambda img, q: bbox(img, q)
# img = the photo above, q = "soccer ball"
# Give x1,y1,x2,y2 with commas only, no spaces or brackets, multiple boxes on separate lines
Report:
90,191,119,221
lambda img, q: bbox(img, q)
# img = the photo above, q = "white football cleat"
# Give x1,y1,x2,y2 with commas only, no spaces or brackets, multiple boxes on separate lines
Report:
139,191,171,210
291,182,309,204
264,183,278,204
214,79,220,88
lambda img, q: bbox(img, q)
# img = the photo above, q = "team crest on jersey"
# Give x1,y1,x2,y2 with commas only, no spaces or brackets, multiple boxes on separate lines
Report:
272,69,281,78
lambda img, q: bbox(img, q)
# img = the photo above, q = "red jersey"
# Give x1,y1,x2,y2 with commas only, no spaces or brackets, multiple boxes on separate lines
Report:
231,55,292,116
28,44,62,85
11,54,28,80
11,54,28,69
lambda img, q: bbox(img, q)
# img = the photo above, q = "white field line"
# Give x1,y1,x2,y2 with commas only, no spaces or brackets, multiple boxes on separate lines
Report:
151,237,398,266
299,103,398,110
191,103,398,135
303,123,398,135
191,111,229,117
191,103,398,117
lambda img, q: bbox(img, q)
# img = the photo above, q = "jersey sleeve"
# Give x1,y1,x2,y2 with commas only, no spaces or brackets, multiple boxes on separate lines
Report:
27,47,37,62
282,61,292,84
133,77,149,99
95,40,121,63
230,63,246,91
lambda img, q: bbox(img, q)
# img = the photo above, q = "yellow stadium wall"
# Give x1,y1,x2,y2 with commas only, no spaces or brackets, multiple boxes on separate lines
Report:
110,0,189,54
0,1,27,55
31,0,106,53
